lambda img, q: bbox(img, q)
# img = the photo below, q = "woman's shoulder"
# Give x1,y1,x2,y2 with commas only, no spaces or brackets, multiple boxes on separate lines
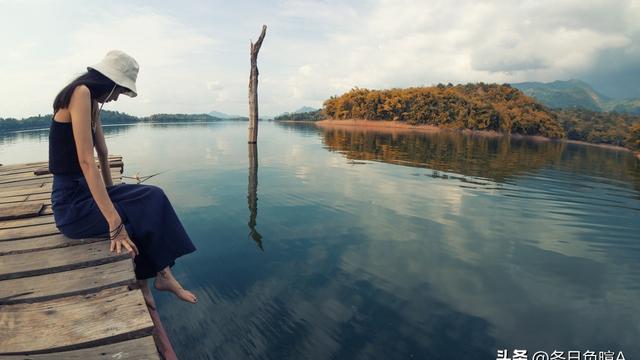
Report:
68,85,93,110
71,84,91,98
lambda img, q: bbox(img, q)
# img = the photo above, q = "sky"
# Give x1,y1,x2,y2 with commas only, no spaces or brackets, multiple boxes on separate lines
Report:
1,0,638,119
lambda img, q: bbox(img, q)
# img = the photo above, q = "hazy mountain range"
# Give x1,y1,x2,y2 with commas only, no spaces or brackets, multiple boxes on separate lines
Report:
207,110,243,119
511,80,640,115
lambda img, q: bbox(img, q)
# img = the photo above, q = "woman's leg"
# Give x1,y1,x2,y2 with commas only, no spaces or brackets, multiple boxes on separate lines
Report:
153,266,198,303
57,182,197,303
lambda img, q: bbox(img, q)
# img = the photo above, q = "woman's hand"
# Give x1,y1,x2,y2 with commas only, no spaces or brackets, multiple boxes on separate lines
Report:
109,221,139,258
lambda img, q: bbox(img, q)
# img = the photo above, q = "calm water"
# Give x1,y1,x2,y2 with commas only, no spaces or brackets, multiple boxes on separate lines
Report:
2,120,639,359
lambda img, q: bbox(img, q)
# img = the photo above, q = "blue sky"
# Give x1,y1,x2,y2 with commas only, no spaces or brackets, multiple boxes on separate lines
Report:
1,0,638,118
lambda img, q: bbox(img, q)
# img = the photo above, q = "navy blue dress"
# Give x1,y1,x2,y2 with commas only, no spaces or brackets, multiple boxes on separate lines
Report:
48,117,196,280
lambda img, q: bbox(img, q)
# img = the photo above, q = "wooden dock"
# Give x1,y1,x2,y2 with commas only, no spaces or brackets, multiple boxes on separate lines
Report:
0,156,167,359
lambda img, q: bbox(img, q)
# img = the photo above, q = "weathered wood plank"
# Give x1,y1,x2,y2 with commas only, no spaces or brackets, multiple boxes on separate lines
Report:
0,222,61,242
0,193,49,205
0,172,54,182
0,163,48,172
0,234,105,256
0,180,48,189
0,174,122,190
10,198,51,207
0,163,123,182
0,171,121,186
0,336,160,359
0,195,28,204
0,155,121,173
0,198,52,207
0,259,135,305
0,184,52,199
0,241,129,280
0,203,43,221
0,215,55,230
0,162,120,177
0,286,154,355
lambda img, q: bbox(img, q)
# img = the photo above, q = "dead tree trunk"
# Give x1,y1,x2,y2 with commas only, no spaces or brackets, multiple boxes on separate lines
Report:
248,25,267,144
247,143,262,250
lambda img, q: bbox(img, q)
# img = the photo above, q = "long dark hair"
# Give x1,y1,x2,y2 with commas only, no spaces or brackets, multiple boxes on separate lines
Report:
52,69,119,116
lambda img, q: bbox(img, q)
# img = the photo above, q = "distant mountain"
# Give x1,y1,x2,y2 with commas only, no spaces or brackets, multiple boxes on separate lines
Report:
208,110,242,119
512,80,640,115
293,106,319,114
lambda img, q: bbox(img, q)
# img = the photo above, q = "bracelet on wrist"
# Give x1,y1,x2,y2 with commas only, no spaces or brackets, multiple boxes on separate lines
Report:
109,222,124,240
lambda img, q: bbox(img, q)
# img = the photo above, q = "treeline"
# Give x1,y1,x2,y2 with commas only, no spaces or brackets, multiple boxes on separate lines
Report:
0,111,234,133
323,83,565,138
141,113,235,122
0,110,140,132
556,109,640,151
274,110,325,121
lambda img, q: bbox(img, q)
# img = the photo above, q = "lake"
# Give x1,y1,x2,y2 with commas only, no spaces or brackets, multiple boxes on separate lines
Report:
1,120,639,359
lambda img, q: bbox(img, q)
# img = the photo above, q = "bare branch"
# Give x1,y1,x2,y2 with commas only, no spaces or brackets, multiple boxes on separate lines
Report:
251,25,267,55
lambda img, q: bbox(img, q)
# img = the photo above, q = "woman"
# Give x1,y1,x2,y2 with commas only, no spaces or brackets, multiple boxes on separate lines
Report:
49,50,197,304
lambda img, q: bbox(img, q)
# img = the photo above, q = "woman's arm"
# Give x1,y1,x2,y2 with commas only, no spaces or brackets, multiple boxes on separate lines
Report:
92,102,114,187
69,85,137,256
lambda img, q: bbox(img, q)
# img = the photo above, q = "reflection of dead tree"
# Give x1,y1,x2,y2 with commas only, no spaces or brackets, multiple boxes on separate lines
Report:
248,25,267,144
247,143,263,251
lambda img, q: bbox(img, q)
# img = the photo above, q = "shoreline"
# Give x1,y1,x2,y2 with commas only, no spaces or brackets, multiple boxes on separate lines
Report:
315,119,638,156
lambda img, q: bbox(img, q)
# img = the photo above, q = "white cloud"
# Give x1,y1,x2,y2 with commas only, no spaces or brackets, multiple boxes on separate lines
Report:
279,0,636,103
0,0,637,118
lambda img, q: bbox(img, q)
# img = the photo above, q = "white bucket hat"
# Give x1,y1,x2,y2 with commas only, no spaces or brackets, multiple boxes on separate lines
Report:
87,50,139,97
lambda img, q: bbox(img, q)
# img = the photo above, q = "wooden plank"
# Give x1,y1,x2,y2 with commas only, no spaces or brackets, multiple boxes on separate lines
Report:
0,336,160,360
0,174,122,189
0,184,52,199
0,198,52,207
0,234,105,256
0,259,135,305
0,215,55,230
0,172,54,182
0,286,154,355
0,241,129,281
0,155,121,173
0,203,43,221
0,162,120,177
0,180,47,190
0,193,49,205
0,170,122,186
0,162,48,172
23,192,51,201
0,195,28,204
0,222,61,242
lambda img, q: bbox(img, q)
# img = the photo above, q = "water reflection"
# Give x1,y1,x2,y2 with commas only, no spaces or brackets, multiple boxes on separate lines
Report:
313,125,640,194
248,143,263,250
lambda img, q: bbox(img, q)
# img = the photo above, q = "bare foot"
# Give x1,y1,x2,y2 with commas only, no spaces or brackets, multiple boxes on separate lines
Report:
153,267,197,304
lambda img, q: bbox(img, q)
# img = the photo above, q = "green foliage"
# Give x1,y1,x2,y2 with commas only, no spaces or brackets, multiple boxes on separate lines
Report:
141,113,222,122
606,99,640,115
0,111,231,133
274,110,325,121
0,114,52,133
323,83,566,138
555,108,640,150
629,123,640,151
